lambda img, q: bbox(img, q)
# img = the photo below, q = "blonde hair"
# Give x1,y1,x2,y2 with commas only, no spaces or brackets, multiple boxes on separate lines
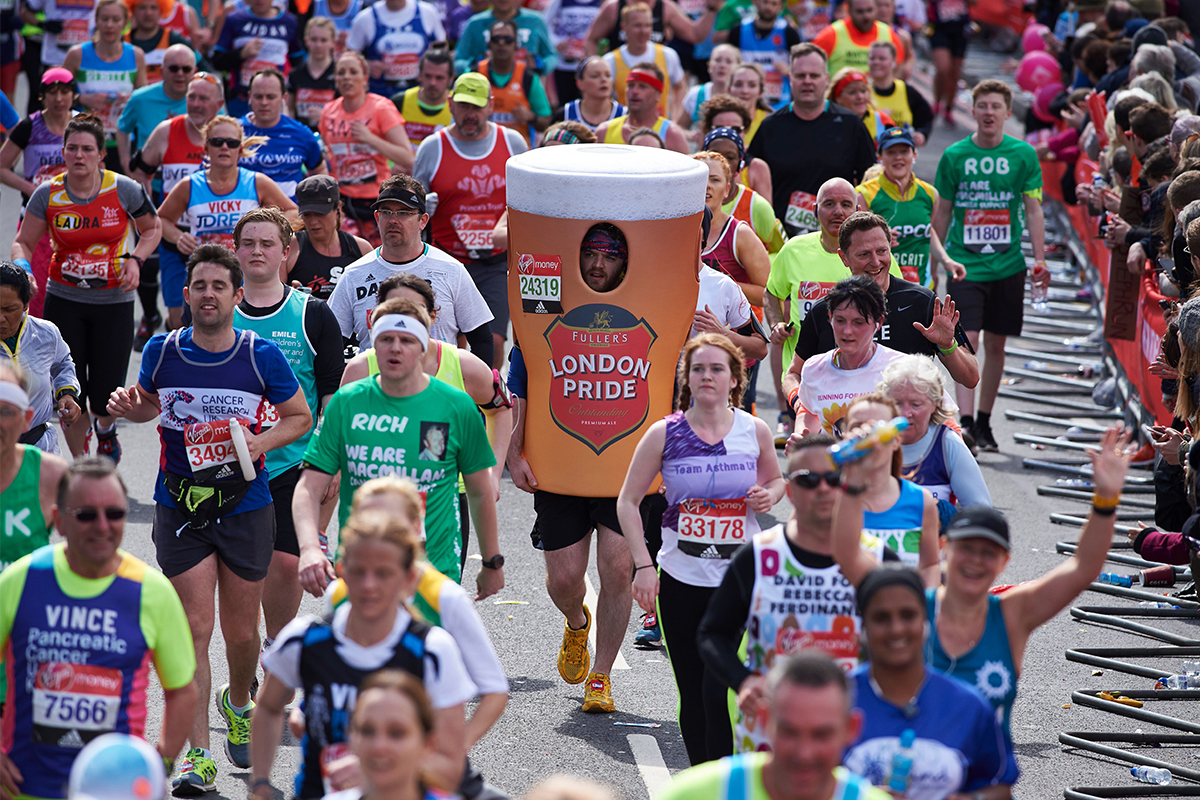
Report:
351,476,425,528
693,150,732,184
339,509,420,570
202,115,267,160
621,1,652,23
305,15,337,38
877,354,953,427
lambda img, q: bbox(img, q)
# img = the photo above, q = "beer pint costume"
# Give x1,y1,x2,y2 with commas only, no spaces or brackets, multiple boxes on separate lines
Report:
506,145,706,497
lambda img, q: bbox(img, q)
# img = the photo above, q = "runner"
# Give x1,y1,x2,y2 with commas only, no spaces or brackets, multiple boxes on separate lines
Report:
705,127,784,252
285,174,373,300
453,0,556,79
124,0,198,85
209,0,303,116
61,0,146,171
253,513,474,798
728,62,771,145
230,207,345,653
0,68,75,320
392,48,454,146
478,19,553,144
678,43,739,137
810,0,905,76
842,565,1018,797
832,425,1134,741
319,50,414,247
617,332,783,761
105,244,312,794
699,107,772,199
594,62,689,152
26,0,95,71
926,0,971,125
782,210,977,396
552,56,626,128
287,17,337,131
310,0,363,57
826,68,894,145
131,70,223,333
413,72,528,368
932,79,1046,452
0,263,80,455
506,223,653,714
294,296,503,591
856,127,958,290
544,0,605,104
10,113,160,461
238,68,326,200
582,0,721,62
344,0,446,98
327,176,495,363
696,433,897,754
725,0,799,109
0,457,197,800
747,44,876,237
866,42,931,145
655,652,890,800
118,46,195,168
603,3,685,118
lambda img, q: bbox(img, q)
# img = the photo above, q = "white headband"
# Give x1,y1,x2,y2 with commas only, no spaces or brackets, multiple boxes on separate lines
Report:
0,381,30,411
372,314,430,352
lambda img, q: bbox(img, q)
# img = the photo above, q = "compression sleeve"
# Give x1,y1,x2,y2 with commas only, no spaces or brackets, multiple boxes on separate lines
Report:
696,543,756,690
794,303,823,361
464,324,494,367
907,83,934,138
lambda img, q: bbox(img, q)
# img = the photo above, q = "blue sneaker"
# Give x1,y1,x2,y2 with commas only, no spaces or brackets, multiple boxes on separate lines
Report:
216,683,254,768
635,612,661,647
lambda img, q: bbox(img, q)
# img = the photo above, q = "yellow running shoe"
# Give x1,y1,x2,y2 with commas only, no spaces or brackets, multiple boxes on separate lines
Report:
558,604,591,684
582,671,615,713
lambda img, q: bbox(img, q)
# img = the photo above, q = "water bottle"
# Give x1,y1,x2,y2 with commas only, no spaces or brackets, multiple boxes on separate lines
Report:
1031,263,1050,313
1024,360,1053,370
1131,766,1172,785
1098,572,1134,588
1138,601,1176,609
1184,661,1200,677
829,417,910,466
1164,674,1196,690
888,729,916,793
1055,478,1090,488
424,191,439,218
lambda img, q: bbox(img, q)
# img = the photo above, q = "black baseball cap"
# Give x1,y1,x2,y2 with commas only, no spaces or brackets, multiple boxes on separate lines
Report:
372,183,426,213
878,126,915,153
944,505,1011,551
296,174,339,215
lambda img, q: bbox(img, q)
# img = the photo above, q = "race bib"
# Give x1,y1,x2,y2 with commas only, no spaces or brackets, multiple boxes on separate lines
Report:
383,51,419,81
334,29,350,58
33,163,67,186
516,253,563,314
58,253,118,288
963,208,1012,254
677,0,705,15
564,38,587,61
237,39,287,86
321,743,355,797
32,662,122,745
296,87,335,126
451,213,496,253
784,191,818,234
900,265,920,283
764,69,784,103
98,95,128,135
199,232,236,248
184,417,254,477
330,142,376,186
776,616,858,664
937,0,969,20
676,497,747,559
57,18,90,46
258,401,280,429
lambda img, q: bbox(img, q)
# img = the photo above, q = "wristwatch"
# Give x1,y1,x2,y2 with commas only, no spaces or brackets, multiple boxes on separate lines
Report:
482,554,506,569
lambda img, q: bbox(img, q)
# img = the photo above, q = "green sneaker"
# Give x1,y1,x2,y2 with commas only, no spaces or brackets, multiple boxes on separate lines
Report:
217,683,254,768
171,748,216,796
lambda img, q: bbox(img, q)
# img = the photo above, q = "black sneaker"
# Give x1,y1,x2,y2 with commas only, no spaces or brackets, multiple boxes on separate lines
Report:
134,314,162,352
973,418,999,452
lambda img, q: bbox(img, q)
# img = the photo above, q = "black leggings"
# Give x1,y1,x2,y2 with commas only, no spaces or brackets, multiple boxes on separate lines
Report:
657,569,733,765
44,295,134,416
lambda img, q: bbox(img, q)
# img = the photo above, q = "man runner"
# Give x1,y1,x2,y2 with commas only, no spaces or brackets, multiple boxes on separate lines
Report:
392,48,454,146
811,0,906,76
595,62,690,152
237,68,326,200
106,244,312,794
0,458,197,800
932,79,1046,452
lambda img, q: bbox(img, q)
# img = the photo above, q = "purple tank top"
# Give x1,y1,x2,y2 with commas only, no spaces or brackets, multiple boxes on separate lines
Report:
24,112,68,189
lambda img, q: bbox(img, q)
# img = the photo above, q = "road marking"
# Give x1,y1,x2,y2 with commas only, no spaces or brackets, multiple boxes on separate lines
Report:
627,733,671,797
584,574,630,670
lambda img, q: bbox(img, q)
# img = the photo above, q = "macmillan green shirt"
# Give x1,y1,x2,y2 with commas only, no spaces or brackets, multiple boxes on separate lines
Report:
934,133,1043,282
303,376,495,581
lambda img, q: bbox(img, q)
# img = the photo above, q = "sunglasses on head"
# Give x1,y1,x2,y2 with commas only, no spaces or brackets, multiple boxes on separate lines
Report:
66,507,127,522
207,136,242,149
787,468,842,489
191,71,220,86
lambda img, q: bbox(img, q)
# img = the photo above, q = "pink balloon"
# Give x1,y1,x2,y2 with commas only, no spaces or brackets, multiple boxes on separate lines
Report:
1033,82,1065,123
1022,22,1050,53
1016,50,1062,92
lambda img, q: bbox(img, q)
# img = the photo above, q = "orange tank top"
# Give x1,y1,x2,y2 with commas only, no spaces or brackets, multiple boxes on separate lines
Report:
46,171,136,290
478,58,533,145
160,2,190,37
428,127,512,262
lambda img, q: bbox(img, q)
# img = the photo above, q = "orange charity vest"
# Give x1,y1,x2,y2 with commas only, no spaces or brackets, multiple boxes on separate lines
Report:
428,127,512,262
478,58,535,145
46,170,135,290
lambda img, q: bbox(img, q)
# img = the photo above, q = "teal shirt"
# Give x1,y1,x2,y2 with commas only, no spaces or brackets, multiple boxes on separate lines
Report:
454,9,557,76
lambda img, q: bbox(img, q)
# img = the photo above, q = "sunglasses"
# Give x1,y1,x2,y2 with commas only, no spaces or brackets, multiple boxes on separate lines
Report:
788,469,842,489
65,507,127,522
167,64,195,74
490,35,516,44
207,137,242,149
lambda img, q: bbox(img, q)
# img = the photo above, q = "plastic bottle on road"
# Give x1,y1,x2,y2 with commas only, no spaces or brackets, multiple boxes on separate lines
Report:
1131,766,1172,785
887,729,916,793
1138,601,1177,609
1098,572,1134,588
828,417,910,465
1163,675,1198,690
1055,478,1090,488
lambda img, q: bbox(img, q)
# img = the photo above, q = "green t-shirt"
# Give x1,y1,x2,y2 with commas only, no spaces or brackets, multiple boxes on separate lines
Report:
658,754,889,800
303,376,496,581
933,133,1043,282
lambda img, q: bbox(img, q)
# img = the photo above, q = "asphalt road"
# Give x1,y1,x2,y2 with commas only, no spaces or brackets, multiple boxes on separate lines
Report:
3,50,1196,800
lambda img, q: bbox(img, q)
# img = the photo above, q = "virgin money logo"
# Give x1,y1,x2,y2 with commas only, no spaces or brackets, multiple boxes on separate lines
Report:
185,420,226,445
800,281,823,300
544,305,657,454
517,253,534,273
37,662,75,691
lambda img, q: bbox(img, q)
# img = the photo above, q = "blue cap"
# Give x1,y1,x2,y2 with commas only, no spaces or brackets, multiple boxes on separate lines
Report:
68,734,165,800
878,126,915,153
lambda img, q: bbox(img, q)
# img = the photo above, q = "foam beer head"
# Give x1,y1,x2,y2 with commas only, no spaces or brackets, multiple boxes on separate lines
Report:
507,144,707,497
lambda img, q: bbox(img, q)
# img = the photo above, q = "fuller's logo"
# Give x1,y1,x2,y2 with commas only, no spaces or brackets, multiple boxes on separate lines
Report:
544,304,657,455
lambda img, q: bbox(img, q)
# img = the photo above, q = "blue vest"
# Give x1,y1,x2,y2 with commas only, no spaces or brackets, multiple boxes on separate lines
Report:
6,546,149,799
314,0,362,35
148,328,272,508
238,114,322,199
737,17,791,107
862,478,926,567
906,423,953,503
186,167,260,247
563,98,626,124
364,2,432,95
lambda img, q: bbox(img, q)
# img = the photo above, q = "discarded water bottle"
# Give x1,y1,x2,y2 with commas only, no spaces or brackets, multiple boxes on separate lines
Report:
1138,601,1176,609
1098,572,1134,588
1079,362,1103,378
1055,478,1090,488
888,729,916,793
1164,674,1197,690
829,417,910,466
1184,661,1200,677
1024,360,1053,370
1131,766,1172,785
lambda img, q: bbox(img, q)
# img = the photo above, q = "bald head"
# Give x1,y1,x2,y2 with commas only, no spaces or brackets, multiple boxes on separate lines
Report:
162,44,197,97
816,178,858,238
